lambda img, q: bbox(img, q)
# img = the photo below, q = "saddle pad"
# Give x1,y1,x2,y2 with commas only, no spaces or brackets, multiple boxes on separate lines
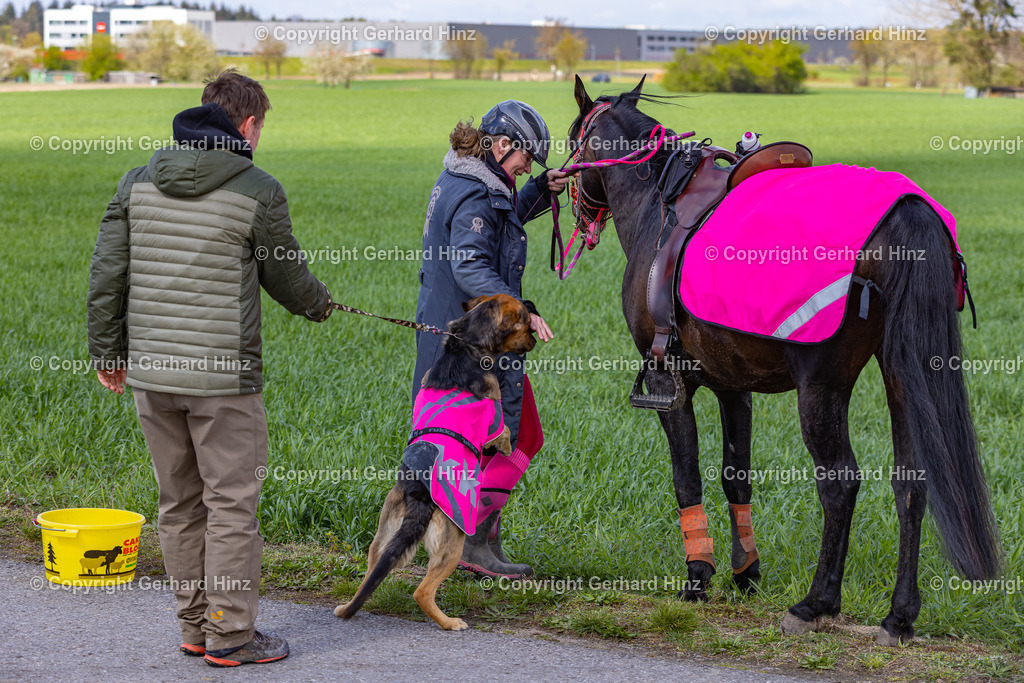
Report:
678,164,960,343
403,387,504,534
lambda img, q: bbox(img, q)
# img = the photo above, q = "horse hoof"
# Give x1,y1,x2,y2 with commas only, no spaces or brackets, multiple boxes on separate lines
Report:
780,611,822,635
678,588,708,603
732,560,761,595
876,627,910,646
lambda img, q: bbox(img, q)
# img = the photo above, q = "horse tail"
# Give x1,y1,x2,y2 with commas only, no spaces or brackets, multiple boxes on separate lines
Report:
877,197,1000,580
336,480,435,619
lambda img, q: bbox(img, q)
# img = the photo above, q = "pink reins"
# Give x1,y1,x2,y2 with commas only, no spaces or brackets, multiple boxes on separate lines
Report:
550,103,695,279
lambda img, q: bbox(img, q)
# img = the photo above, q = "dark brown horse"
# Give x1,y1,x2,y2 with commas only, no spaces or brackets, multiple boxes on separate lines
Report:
568,76,999,644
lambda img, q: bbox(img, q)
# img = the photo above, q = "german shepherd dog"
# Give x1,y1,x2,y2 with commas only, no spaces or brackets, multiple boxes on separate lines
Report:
335,294,536,630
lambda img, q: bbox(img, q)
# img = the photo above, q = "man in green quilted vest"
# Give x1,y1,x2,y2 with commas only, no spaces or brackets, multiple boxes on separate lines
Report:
87,69,331,668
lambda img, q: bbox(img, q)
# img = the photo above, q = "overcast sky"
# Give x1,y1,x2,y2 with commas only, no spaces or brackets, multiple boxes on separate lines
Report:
247,0,908,29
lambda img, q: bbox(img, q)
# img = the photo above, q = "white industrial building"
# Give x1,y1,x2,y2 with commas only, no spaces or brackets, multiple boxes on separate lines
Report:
44,3,214,51
42,8,852,64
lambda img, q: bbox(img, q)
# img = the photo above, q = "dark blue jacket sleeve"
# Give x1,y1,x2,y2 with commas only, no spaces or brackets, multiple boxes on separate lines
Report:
516,173,553,224
449,192,521,300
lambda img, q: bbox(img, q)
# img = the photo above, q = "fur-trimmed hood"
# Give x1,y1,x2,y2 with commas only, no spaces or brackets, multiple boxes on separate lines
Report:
442,149,511,199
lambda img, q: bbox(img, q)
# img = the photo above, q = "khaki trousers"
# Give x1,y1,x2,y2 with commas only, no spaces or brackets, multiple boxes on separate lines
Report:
134,389,267,650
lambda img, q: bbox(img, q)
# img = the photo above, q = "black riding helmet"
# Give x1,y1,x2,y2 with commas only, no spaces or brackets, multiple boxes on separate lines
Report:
480,100,551,169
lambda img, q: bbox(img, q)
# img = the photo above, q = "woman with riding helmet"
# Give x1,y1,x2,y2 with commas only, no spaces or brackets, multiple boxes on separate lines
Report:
412,100,571,578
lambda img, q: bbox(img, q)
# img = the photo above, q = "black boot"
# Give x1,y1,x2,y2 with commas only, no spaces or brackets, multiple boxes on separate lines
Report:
459,511,532,578
487,513,513,564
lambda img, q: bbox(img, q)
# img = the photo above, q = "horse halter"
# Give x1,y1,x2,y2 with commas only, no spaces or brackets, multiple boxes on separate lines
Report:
568,103,614,247
549,102,695,279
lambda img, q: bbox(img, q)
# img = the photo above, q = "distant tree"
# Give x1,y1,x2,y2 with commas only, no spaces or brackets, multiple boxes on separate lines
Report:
213,2,260,20
40,44,68,69
876,33,898,85
553,29,587,80
9,17,28,40
130,22,218,81
254,35,286,77
0,2,15,24
492,39,517,80
849,35,882,85
21,0,43,36
896,28,947,87
21,30,41,48
0,43,33,79
535,18,566,75
448,33,488,79
664,40,807,94
123,22,173,75
306,43,371,88
942,0,1018,87
80,33,122,80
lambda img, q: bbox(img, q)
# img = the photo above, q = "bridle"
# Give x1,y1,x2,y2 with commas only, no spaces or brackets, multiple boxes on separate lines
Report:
549,102,695,279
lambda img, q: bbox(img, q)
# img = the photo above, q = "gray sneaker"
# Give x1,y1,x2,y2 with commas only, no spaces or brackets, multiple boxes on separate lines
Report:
204,631,289,667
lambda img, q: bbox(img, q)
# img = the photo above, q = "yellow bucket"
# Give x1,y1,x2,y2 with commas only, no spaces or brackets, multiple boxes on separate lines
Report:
35,508,145,586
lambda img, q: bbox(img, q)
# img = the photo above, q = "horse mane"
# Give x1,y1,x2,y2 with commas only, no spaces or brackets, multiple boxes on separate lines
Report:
569,90,689,162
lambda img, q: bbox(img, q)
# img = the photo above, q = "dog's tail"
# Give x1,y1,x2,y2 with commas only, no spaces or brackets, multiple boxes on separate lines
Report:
336,477,435,619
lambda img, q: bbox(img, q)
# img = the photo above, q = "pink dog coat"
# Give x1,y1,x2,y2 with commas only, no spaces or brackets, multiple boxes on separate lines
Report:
678,164,962,343
402,387,505,535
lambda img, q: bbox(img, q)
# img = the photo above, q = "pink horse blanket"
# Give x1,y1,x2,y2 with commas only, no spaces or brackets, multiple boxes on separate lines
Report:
403,387,505,535
678,164,962,343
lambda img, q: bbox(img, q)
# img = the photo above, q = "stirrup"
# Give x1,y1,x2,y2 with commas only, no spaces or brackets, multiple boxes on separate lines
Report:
629,353,686,411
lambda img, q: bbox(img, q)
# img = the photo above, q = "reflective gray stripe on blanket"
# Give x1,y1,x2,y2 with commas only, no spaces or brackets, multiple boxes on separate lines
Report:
772,274,852,340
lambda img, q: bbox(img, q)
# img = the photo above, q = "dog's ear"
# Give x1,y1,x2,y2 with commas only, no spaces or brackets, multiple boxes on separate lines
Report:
462,295,492,312
450,298,502,351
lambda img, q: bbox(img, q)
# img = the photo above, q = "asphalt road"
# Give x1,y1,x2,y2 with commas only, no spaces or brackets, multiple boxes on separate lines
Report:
0,559,812,682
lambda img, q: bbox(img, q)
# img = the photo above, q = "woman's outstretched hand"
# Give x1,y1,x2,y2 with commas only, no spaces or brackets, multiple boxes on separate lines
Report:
530,314,554,342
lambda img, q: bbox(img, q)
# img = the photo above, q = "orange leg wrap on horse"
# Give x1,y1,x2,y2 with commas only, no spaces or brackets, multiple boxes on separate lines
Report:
729,503,759,574
678,504,715,571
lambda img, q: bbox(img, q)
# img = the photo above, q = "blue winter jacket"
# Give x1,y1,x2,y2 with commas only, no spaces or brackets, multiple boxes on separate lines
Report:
412,149,551,446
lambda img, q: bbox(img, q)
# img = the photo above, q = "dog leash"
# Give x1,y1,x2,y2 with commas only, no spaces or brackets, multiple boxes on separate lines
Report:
330,301,463,340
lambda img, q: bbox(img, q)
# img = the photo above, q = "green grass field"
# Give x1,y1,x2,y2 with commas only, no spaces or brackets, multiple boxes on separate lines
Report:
1,79,1022,669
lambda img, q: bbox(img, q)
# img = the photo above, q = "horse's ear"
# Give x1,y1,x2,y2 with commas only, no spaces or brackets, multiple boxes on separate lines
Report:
630,74,647,94
574,74,594,114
